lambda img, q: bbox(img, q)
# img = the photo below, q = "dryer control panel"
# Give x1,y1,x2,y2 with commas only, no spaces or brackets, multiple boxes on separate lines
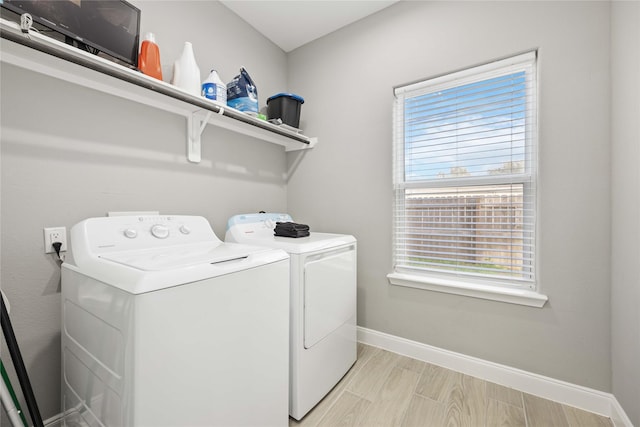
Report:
226,213,292,239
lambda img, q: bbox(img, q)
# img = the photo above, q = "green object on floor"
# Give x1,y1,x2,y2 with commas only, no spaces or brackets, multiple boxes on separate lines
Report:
1,359,28,427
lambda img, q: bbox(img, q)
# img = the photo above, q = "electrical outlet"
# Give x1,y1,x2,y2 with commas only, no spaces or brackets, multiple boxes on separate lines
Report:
44,227,67,254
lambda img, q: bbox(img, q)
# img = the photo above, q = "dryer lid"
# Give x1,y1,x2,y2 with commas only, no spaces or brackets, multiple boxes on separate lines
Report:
242,233,355,254
225,213,356,254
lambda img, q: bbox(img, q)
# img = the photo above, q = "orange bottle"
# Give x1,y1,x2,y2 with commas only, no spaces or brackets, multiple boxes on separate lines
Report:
138,32,163,80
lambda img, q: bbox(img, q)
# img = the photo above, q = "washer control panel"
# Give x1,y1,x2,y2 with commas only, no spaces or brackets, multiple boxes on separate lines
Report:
150,224,170,239
76,215,220,255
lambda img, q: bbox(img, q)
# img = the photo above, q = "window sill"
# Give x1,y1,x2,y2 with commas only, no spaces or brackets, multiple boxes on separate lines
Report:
387,272,548,308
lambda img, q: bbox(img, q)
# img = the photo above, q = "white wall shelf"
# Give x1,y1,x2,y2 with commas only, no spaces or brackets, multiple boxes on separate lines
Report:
0,19,317,163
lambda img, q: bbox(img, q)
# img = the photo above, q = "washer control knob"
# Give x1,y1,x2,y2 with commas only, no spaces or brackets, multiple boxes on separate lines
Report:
179,225,191,235
151,224,170,239
124,228,138,239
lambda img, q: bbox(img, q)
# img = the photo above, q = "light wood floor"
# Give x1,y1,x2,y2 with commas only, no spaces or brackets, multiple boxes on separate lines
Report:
290,343,613,427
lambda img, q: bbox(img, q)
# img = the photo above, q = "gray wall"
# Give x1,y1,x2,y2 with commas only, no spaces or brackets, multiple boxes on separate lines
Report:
611,1,640,425
2,0,638,423
1,1,288,420
287,1,613,392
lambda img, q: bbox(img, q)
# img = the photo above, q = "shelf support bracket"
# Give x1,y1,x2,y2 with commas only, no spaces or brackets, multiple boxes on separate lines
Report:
286,137,318,152
187,110,213,163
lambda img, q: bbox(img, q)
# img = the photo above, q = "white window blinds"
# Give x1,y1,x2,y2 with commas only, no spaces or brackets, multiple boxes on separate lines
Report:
392,51,537,288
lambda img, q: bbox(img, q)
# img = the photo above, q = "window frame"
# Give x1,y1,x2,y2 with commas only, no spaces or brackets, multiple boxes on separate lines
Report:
387,51,547,308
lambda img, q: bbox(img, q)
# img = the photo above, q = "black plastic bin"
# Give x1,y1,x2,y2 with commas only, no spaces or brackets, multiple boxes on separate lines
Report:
267,93,305,128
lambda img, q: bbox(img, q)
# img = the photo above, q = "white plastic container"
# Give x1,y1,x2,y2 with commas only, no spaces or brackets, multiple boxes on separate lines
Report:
170,42,201,96
202,69,227,104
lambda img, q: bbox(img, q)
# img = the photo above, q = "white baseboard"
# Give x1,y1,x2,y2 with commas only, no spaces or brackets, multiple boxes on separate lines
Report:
43,407,85,427
43,413,63,427
611,397,636,427
357,326,634,427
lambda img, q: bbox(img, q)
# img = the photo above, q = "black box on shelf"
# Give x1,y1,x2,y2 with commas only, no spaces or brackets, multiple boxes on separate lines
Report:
267,93,304,129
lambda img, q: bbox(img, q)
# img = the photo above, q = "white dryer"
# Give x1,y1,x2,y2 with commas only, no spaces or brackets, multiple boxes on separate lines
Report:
61,215,290,427
225,213,357,420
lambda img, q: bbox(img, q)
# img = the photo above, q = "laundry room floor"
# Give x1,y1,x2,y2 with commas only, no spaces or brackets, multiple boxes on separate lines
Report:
289,343,613,427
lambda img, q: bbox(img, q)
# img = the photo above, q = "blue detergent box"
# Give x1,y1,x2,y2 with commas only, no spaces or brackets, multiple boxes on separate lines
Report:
227,67,258,113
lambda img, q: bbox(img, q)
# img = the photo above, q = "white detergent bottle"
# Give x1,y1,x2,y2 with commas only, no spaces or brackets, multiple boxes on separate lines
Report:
202,69,227,104
171,42,201,96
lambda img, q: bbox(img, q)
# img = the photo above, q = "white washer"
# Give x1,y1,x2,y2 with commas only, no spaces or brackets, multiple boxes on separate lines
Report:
61,215,290,427
225,213,357,420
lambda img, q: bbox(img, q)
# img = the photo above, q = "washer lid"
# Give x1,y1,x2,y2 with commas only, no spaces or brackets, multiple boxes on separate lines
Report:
65,215,290,294
65,242,288,295
100,242,257,271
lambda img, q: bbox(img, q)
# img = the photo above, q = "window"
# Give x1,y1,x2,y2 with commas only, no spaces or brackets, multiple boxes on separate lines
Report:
388,51,546,307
